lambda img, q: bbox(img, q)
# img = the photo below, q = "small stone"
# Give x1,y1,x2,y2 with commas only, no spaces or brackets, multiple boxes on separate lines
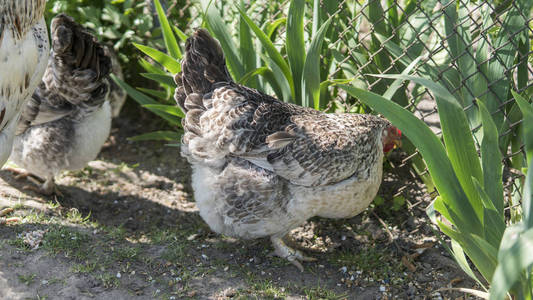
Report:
379,285,386,292
116,272,121,278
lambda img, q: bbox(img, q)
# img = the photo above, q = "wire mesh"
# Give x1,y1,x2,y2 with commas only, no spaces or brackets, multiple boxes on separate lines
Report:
180,0,533,201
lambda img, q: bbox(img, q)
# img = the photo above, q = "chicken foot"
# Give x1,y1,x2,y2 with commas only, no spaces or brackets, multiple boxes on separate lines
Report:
270,235,316,272
24,177,63,197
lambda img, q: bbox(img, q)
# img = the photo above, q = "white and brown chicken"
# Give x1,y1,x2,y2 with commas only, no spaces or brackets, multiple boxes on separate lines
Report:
0,0,49,224
175,29,402,271
9,14,112,195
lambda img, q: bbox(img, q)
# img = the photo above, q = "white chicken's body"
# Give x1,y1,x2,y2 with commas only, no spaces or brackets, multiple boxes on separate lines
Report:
192,151,383,240
0,15,49,166
8,14,112,195
11,101,111,179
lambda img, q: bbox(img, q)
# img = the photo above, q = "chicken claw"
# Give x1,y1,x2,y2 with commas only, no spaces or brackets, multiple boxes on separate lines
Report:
271,236,316,272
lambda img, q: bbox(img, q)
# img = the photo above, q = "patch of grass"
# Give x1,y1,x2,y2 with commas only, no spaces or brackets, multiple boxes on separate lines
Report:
65,208,91,225
106,225,127,240
8,236,31,251
95,273,119,289
23,210,52,224
42,226,92,260
161,242,187,263
328,247,402,280
18,273,36,285
112,246,140,262
304,286,346,300
71,261,98,274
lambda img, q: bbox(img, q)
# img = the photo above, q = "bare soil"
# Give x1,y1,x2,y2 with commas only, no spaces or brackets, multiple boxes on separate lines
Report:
0,110,478,299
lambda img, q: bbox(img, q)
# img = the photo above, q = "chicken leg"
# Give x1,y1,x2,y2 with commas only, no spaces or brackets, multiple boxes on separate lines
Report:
24,177,62,197
271,235,316,272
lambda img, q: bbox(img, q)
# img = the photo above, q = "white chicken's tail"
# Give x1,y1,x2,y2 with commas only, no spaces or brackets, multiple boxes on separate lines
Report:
174,29,232,113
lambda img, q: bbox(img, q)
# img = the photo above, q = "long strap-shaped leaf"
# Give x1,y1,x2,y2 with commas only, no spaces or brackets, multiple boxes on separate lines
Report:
236,5,295,102
373,75,484,223
153,0,181,60
303,19,331,109
286,0,306,105
340,84,482,235
513,91,533,229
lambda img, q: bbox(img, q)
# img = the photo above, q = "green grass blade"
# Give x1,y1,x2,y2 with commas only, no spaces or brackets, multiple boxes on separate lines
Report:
237,5,294,101
373,74,484,221
134,43,181,73
142,104,184,118
303,19,331,109
478,101,504,214
153,0,181,59
129,131,182,142
286,0,306,105
204,5,245,80
340,84,482,234
140,73,177,88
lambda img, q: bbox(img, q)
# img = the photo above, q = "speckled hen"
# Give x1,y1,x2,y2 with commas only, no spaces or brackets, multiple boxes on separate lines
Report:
175,29,402,271
0,0,49,168
9,14,112,195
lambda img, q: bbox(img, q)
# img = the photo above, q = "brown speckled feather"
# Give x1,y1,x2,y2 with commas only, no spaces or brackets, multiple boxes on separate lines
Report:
175,29,391,241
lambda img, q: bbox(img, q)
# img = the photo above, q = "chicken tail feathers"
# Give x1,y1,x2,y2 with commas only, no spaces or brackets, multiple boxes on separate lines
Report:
174,29,232,113
45,13,111,107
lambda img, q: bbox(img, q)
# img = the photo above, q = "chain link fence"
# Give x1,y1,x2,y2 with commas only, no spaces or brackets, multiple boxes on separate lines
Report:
179,0,533,201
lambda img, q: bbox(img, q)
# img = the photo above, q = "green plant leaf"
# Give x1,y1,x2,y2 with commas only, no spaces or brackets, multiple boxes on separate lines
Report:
264,17,286,40
129,130,182,142
204,4,245,80
237,5,294,101
239,0,258,88
286,0,306,105
138,58,167,75
372,74,484,222
153,0,181,59
140,73,177,88
489,226,533,300
172,25,188,42
302,18,331,109
137,87,168,100
340,84,482,234
134,43,181,73
478,101,504,214
513,90,533,229
111,74,179,125
142,104,184,118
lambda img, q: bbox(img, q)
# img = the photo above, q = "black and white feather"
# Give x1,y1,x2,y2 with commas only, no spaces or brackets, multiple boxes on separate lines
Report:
10,14,112,194
0,0,49,167
175,29,398,269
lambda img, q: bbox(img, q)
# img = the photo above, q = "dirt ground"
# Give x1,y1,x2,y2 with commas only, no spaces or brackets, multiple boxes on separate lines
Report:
0,109,479,299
